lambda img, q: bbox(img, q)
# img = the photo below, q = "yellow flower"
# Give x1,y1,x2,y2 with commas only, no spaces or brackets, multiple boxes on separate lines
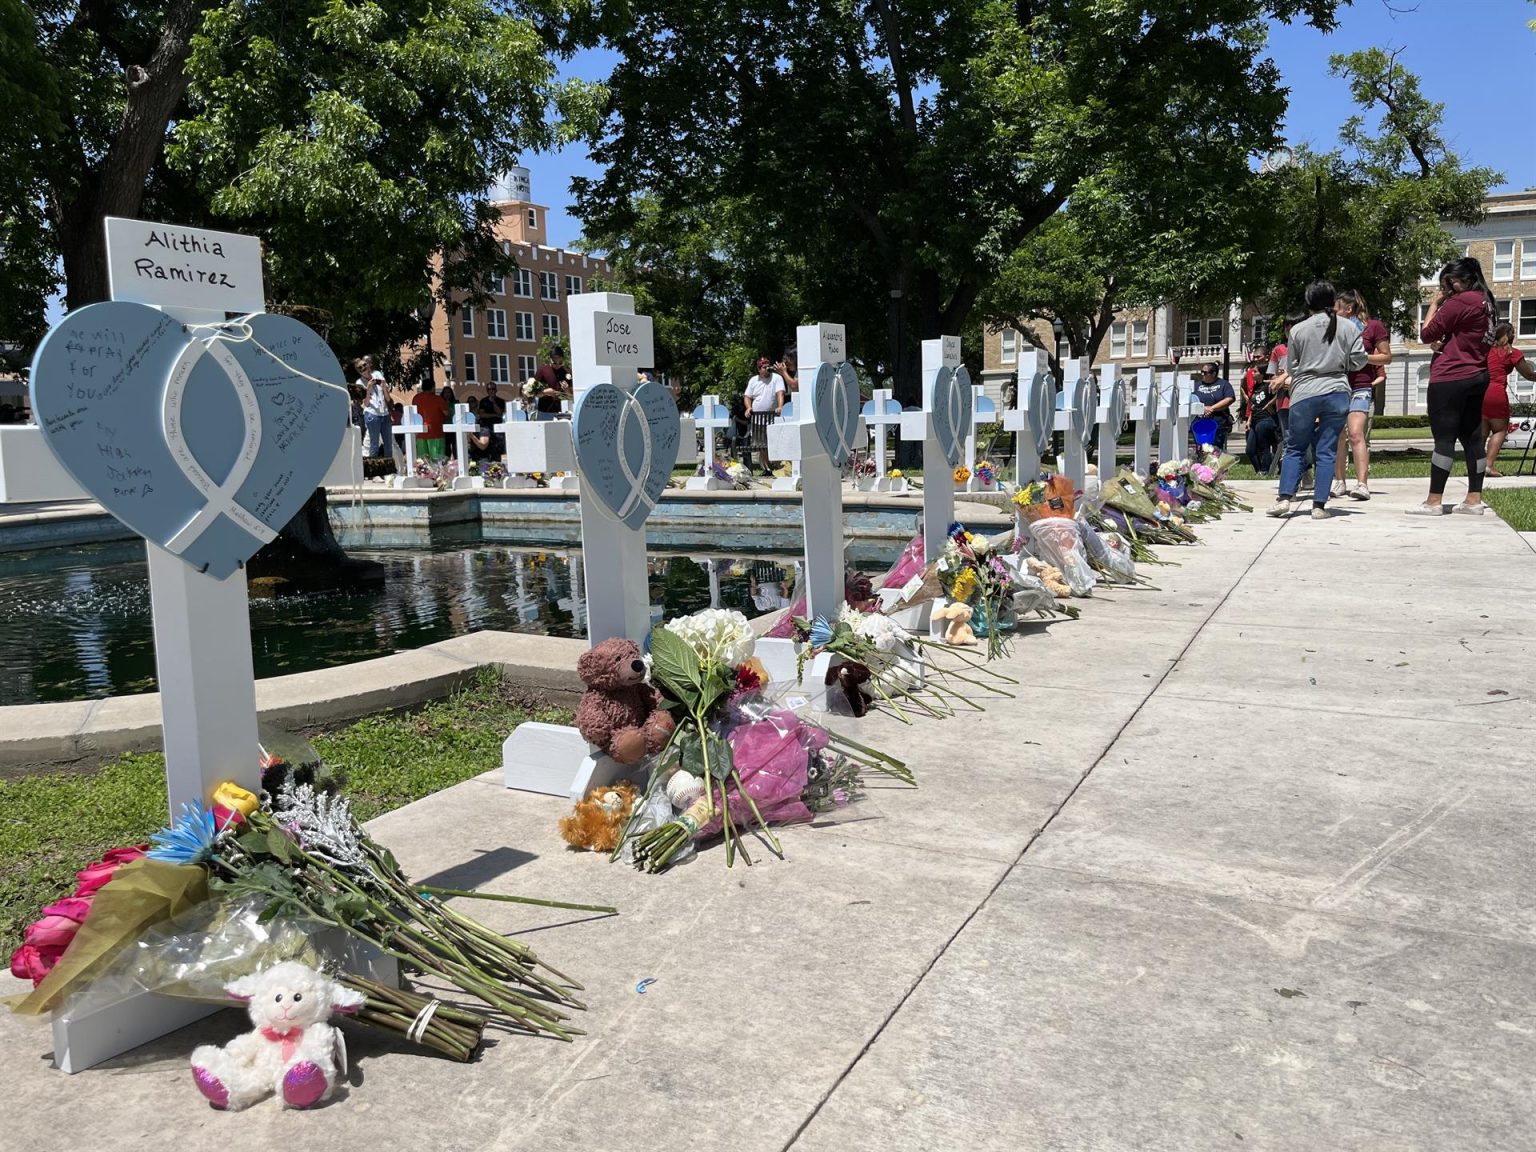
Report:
951,568,978,602
953,465,971,484
211,781,259,818
888,469,904,479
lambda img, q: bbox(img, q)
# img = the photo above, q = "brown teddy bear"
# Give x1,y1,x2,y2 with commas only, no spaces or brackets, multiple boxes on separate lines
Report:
559,782,641,853
931,600,977,646
575,637,675,764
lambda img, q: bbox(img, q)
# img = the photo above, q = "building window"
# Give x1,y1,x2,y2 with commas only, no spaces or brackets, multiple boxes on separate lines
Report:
517,355,538,381
1496,299,1512,325
540,271,558,301
565,275,582,296
490,273,505,296
1183,319,1201,347
526,209,537,229
486,308,508,340
1519,299,1536,339
462,353,477,382
1494,240,1515,282
999,328,1017,365
515,311,534,341
1131,320,1148,356
1205,318,1223,346
1418,301,1432,333
1109,322,1126,359
1522,240,1536,282
501,240,511,256
513,268,532,297
542,314,561,339
461,307,475,338
1250,316,1269,345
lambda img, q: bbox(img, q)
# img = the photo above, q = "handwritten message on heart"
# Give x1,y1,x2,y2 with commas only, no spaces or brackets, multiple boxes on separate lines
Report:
30,301,348,580
571,380,681,530
809,362,861,466
930,365,973,468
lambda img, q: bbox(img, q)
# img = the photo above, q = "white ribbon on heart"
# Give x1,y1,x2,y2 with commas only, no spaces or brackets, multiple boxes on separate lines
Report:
612,388,657,522
160,331,278,556
937,367,967,464
819,363,859,464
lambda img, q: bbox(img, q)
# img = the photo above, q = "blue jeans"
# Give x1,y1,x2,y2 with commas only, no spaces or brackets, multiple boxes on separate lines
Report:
1246,414,1280,475
364,411,392,458
1279,391,1349,504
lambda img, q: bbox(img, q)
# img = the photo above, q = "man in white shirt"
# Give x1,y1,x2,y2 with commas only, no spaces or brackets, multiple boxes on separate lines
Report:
743,357,785,474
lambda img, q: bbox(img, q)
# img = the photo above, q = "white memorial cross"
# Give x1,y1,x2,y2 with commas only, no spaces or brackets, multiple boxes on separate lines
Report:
859,388,905,491
1002,348,1055,484
445,402,482,488
685,393,732,490
962,384,999,491
899,335,968,565
769,395,803,491
1095,363,1126,476
392,403,430,488
1127,367,1155,477
0,216,383,1073
1156,370,1200,464
1055,356,1096,493
492,405,539,487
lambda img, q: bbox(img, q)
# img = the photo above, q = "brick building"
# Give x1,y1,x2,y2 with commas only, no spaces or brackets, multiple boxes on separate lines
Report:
419,168,610,400
982,191,1536,415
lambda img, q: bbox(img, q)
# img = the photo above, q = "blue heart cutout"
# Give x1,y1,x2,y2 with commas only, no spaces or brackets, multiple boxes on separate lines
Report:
1026,369,1056,457
931,365,973,468
571,380,681,530
30,301,349,580
809,362,860,466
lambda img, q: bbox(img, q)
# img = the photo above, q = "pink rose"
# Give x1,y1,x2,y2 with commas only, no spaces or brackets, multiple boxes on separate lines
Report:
9,943,64,985
73,846,145,897
24,913,85,952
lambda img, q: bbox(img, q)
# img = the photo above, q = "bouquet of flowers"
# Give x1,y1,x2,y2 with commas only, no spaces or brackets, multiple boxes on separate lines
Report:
1099,469,1198,545
953,465,971,486
612,610,913,872
975,460,996,487
521,378,540,401
937,523,1021,660
414,457,459,490
1011,475,1076,523
468,460,506,482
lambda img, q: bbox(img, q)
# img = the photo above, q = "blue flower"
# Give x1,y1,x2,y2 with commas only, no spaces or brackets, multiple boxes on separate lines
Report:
809,617,834,648
147,803,219,865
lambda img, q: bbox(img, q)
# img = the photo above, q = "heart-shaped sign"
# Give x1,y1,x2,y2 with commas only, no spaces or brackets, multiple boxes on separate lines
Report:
571,379,681,530
1026,368,1056,457
930,365,973,468
809,362,861,466
30,301,348,580
1099,379,1126,435
1067,376,1097,436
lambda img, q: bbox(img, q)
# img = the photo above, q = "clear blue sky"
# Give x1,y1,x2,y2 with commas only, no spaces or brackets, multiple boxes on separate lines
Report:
531,0,1536,250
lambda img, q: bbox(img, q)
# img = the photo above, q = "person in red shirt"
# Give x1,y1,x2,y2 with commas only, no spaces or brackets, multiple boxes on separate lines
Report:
1482,322,1536,476
1411,257,1497,515
411,378,450,460
1330,289,1392,500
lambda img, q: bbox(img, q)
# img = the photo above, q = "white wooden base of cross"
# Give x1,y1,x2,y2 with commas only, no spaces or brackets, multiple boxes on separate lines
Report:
0,217,397,1073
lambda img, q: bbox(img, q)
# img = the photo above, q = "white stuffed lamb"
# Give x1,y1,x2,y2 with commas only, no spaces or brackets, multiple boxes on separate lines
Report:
190,961,366,1111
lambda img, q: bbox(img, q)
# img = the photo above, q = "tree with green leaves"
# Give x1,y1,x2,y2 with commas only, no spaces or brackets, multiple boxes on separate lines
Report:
576,0,1341,403
1254,48,1498,339
5,0,596,365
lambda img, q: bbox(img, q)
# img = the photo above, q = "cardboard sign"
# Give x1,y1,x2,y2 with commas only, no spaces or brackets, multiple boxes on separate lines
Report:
105,217,265,315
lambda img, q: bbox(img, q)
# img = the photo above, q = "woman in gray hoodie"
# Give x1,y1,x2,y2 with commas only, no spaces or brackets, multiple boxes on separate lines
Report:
1266,281,1366,520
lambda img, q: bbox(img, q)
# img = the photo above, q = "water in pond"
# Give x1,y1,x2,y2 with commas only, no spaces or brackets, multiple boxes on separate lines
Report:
0,528,906,706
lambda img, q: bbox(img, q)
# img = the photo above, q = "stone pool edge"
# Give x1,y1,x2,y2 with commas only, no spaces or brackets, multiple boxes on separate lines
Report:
0,630,587,777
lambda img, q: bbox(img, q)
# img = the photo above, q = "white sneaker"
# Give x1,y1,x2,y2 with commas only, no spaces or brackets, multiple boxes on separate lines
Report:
1405,503,1446,517
1311,506,1330,520
1266,499,1293,519
1453,502,1486,516
1348,485,1371,501
1330,480,1348,498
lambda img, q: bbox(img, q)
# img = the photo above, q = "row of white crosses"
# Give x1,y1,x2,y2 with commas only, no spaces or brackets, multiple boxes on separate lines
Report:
0,217,391,1073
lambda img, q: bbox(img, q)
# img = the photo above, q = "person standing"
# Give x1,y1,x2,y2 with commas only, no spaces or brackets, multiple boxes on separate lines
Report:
411,377,450,461
1482,322,1536,477
363,368,393,459
1244,368,1281,475
1266,282,1365,520
1191,361,1236,450
1330,290,1392,500
1410,257,1498,516
743,357,785,475
534,348,573,420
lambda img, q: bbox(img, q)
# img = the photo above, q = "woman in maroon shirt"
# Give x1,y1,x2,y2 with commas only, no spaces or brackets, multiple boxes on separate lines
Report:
1483,322,1536,476
1411,257,1497,516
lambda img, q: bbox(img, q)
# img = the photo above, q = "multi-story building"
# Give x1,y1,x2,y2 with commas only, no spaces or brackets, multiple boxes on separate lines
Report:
419,168,611,398
982,190,1536,415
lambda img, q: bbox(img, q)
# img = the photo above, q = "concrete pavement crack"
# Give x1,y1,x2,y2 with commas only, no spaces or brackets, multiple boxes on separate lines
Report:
779,519,1287,1151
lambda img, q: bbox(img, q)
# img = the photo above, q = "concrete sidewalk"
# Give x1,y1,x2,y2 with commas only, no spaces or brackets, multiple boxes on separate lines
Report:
4,477,1533,1151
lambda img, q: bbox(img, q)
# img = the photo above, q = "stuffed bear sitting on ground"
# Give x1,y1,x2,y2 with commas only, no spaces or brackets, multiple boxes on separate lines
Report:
575,637,675,764
190,961,365,1111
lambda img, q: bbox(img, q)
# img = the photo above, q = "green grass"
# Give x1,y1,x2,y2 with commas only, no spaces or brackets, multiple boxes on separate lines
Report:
0,668,572,956
1222,448,1532,482
1483,487,1536,532
1369,426,1433,440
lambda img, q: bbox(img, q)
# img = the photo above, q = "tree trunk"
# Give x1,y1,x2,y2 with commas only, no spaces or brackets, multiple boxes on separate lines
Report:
246,488,385,596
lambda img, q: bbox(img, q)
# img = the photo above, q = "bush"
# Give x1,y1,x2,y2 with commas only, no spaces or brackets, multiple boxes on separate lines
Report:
1372,415,1430,429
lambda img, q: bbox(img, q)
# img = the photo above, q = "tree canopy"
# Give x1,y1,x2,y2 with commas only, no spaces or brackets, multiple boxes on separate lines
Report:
576,0,1342,401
